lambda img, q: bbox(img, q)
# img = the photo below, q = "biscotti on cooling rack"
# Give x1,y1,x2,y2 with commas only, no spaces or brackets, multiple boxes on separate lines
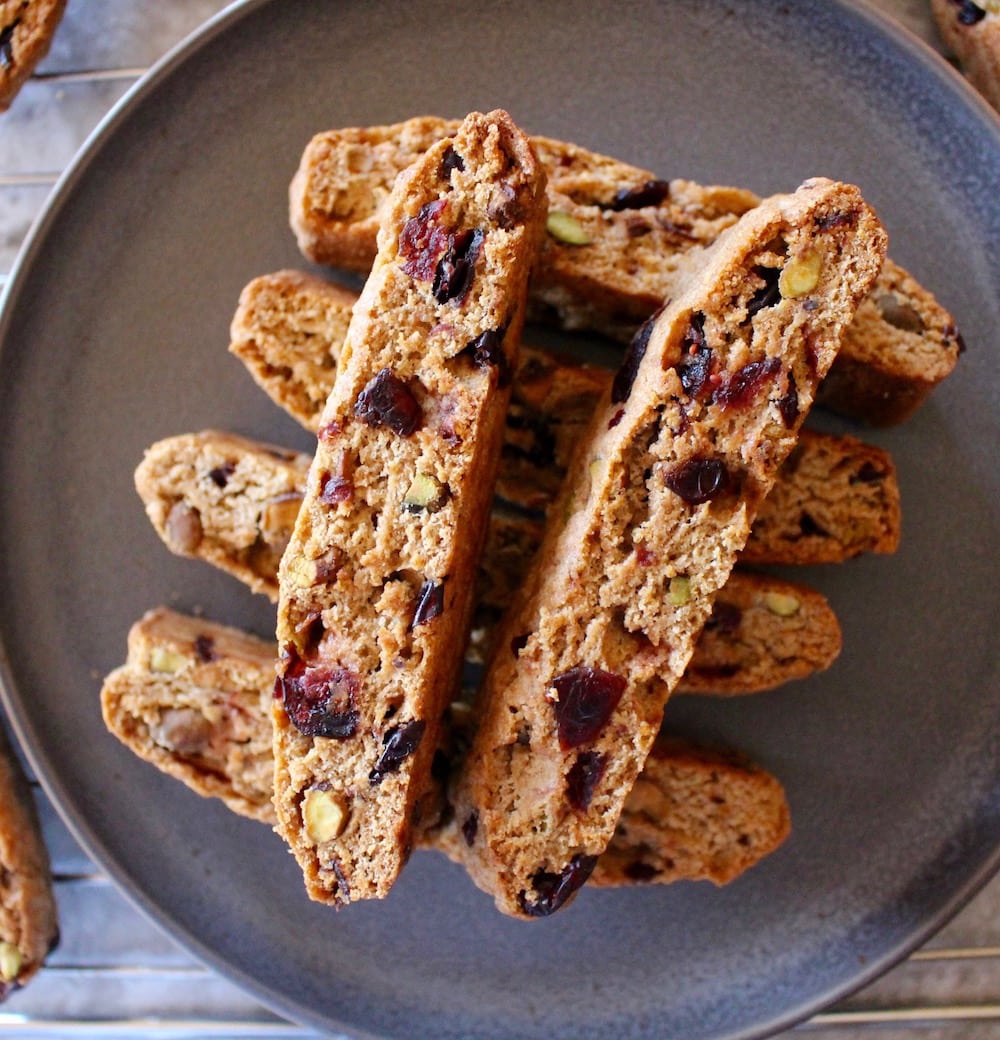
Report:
448,178,886,917
289,116,960,425
271,110,548,905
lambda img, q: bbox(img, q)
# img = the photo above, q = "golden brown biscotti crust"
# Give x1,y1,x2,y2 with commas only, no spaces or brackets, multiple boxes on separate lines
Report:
228,270,902,564
100,609,789,886
0,722,58,1000
932,0,1000,110
289,116,961,425
0,0,68,112
100,607,278,822
452,178,887,918
273,110,548,905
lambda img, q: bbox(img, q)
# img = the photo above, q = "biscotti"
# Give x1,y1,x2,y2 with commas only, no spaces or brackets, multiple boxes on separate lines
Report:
932,0,1000,110
450,178,887,917
587,740,791,886
272,110,548,905
100,608,789,886
0,722,58,1001
0,0,67,112
135,431,311,600
229,271,902,562
289,116,960,425
100,607,277,822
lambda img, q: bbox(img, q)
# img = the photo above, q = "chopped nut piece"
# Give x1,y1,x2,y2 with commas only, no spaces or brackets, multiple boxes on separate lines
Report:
0,942,21,983
164,501,203,553
779,250,823,297
763,591,800,617
261,494,303,539
402,471,448,513
149,647,188,674
284,555,319,588
546,210,590,245
669,576,692,606
303,788,349,844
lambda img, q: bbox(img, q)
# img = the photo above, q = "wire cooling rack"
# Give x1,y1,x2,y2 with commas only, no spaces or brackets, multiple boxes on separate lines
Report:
1,1,998,1037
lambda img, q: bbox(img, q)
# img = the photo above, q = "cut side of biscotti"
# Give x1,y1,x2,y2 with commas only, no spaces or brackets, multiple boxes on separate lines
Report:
450,178,887,917
229,271,902,563
289,117,961,425
932,0,1000,110
100,607,277,823
100,608,789,886
0,723,58,1001
272,110,548,905
0,0,67,112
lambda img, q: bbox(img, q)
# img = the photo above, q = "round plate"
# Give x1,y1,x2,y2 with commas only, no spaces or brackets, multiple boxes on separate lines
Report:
1,1,998,1037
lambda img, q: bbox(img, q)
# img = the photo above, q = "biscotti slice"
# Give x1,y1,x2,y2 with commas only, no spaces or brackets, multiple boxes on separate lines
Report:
587,740,791,887
101,610,788,886
932,0,1000,110
100,607,277,822
229,272,902,562
472,510,842,695
0,722,58,1000
290,117,960,425
135,431,311,601
0,0,67,112
451,178,887,918
272,110,547,905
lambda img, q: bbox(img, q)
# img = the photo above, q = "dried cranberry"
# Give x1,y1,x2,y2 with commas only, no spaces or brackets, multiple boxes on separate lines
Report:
609,179,670,211
354,368,423,436
566,751,606,811
623,860,660,882
412,580,444,628
551,666,627,749
440,145,465,178
850,461,886,484
713,357,782,410
329,858,351,901
369,720,426,784
518,854,598,916
462,811,479,846
814,209,858,231
433,228,484,304
611,314,656,403
607,408,625,429
399,199,450,281
664,456,730,504
706,600,742,633
950,0,987,24
777,369,799,427
462,328,511,387
277,651,360,739
317,419,343,442
944,323,967,353
194,635,216,662
745,266,782,319
0,21,18,71
208,462,235,488
487,182,524,229
320,470,353,504
676,312,713,399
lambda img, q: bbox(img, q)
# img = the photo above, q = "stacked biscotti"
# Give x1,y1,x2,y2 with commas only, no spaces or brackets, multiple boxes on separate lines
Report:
103,108,925,920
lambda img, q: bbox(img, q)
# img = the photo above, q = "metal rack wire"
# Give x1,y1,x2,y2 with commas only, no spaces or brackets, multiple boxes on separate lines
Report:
2,12,999,1036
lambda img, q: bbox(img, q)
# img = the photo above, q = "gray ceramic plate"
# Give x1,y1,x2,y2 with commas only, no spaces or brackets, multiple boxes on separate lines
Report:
1,1,998,1037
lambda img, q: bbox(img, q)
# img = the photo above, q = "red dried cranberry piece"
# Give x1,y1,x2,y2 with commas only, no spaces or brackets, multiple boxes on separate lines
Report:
676,311,713,399
706,600,742,633
433,228,484,304
462,811,479,846
439,145,465,178
487,182,524,229
815,208,858,231
745,266,782,320
317,419,343,442
399,199,450,281
320,470,353,504
369,720,426,784
777,369,799,427
208,461,235,488
462,327,511,387
609,179,671,211
412,580,444,628
194,635,216,662
607,407,625,429
518,853,598,916
277,650,360,739
611,314,656,403
713,357,782,410
950,0,986,24
354,368,423,436
623,860,660,882
551,666,627,749
664,456,730,504
566,751,607,811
